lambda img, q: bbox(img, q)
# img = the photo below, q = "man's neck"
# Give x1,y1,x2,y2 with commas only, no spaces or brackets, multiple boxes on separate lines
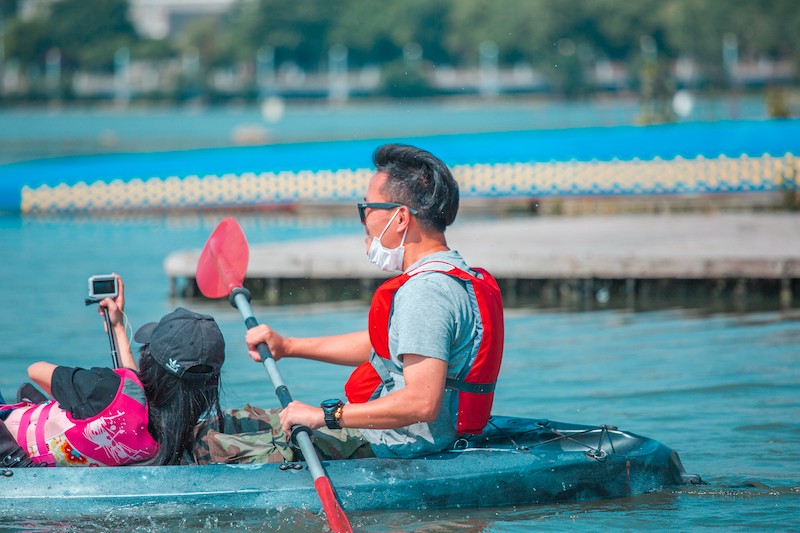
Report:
402,234,450,270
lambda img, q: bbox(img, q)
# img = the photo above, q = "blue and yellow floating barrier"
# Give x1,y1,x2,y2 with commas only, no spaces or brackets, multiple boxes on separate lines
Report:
1,120,797,214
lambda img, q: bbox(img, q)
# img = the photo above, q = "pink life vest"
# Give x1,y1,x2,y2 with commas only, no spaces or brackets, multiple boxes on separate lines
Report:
344,261,504,435
1,368,159,466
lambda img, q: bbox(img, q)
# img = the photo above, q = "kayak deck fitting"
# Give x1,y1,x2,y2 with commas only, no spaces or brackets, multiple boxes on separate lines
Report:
0,416,700,518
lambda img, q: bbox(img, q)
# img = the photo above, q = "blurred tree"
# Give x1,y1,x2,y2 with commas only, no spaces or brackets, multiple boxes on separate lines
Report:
130,38,176,62
220,0,335,70
445,0,554,66
660,0,800,86
49,0,138,71
329,0,450,66
4,0,138,74
586,0,668,61
0,0,20,19
380,58,432,97
176,16,224,65
3,18,52,70
1,0,799,101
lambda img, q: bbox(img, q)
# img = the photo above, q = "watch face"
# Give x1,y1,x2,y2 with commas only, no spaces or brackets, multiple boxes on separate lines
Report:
321,399,340,409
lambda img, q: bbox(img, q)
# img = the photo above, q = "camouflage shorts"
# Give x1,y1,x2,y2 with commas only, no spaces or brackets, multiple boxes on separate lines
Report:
189,404,375,465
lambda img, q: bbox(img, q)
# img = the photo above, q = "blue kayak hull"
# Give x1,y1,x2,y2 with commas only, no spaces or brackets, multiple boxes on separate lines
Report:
0,417,698,518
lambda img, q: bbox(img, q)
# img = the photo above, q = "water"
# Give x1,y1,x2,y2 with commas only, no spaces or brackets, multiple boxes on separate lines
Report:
0,94,771,165
1,98,797,529
1,213,798,531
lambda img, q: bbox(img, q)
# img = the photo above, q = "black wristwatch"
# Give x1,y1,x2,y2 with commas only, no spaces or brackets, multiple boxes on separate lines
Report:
321,399,344,430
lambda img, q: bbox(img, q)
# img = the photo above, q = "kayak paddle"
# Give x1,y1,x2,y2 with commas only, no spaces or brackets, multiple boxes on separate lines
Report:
196,217,353,533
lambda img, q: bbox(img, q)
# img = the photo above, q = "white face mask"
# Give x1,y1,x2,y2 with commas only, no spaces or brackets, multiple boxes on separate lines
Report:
367,208,407,272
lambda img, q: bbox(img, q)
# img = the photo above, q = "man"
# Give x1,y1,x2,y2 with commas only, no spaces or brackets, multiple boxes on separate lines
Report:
245,143,504,458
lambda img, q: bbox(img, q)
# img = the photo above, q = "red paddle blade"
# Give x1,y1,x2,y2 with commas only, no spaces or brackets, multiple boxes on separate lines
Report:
196,217,249,298
314,476,353,533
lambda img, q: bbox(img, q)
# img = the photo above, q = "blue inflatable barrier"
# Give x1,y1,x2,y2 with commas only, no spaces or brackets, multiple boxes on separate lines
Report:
1,120,797,213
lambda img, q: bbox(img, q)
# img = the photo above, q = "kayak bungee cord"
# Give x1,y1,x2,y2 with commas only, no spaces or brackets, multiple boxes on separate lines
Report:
462,418,622,459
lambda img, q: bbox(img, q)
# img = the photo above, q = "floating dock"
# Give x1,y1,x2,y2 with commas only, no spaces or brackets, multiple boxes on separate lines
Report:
166,212,800,310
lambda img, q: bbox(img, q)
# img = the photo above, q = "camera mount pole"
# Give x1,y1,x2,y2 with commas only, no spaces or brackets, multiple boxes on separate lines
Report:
102,307,121,369
85,299,122,369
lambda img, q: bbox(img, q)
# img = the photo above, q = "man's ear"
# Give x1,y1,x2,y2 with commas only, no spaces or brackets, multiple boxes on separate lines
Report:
396,207,411,230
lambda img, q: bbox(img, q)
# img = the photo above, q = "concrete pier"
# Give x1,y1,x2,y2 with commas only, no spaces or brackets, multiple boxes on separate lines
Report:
166,212,800,310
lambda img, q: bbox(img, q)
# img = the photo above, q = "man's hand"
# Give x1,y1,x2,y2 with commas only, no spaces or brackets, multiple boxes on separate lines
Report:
245,324,288,362
279,400,325,432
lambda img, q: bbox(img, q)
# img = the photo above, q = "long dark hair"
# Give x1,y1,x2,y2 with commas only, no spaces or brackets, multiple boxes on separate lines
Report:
137,345,223,465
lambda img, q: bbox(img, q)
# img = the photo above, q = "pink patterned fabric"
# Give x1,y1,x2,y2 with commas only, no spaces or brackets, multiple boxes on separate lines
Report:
1,368,158,466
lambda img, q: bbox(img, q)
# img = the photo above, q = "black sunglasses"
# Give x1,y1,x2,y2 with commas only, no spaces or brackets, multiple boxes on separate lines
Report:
357,202,418,224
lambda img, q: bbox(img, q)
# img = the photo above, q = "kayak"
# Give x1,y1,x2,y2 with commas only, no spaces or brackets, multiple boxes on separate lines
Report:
0,416,699,519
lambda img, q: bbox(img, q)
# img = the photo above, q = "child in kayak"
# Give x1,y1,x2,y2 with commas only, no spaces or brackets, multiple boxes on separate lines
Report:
0,275,225,467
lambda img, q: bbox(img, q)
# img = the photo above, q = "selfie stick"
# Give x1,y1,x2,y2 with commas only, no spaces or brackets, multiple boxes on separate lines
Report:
102,306,121,369
85,298,122,369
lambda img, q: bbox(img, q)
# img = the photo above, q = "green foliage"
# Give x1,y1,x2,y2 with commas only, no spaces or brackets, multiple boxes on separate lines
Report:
4,18,53,69
3,0,137,72
2,0,799,97
130,39,176,62
330,0,451,65
220,0,336,68
445,0,551,65
380,60,433,98
49,0,137,71
0,0,19,20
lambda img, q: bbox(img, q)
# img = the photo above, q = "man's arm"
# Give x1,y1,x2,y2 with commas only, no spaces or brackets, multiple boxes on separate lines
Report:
340,354,447,427
277,354,447,432
246,326,372,367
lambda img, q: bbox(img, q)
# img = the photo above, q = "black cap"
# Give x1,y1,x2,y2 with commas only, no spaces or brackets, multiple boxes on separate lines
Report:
133,308,225,381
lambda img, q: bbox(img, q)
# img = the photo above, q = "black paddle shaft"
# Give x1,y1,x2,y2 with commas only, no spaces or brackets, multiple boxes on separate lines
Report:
229,288,294,407
243,315,293,407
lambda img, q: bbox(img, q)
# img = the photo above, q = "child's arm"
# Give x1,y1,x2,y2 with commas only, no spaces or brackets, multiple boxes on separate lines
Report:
99,274,138,371
27,362,57,396
112,320,137,371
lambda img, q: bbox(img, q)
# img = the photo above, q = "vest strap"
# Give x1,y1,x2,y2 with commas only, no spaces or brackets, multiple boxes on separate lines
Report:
16,404,38,452
369,351,397,391
445,379,496,394
34,402,55,457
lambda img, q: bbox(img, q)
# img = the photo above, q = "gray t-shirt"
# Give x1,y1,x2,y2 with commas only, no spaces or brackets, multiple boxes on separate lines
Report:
360,250,482,458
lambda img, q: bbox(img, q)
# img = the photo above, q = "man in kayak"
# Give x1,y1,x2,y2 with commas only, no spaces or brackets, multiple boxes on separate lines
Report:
242,143,504,459
0,275,226,467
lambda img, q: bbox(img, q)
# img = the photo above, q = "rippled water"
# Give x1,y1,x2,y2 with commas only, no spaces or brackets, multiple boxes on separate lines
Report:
1,213,798,531
0,95,772,165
